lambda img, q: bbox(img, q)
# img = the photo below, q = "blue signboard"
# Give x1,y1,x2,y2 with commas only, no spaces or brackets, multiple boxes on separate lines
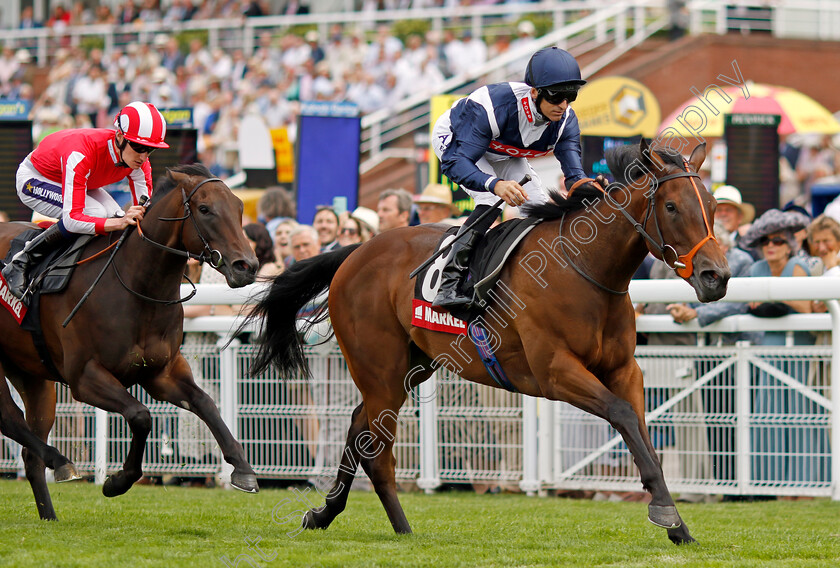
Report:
0,100,32,120
296,101,361,224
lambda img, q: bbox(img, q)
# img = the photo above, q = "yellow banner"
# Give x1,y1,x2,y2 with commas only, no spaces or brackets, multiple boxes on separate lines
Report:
575,76,661,137
429,94,472,213
270,127,294,183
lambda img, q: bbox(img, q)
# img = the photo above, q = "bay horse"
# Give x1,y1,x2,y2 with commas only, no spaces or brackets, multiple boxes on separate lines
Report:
0,164,260,520
247,140,730,545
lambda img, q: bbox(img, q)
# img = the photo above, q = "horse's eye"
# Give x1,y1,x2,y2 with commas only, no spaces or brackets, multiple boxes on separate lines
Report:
665,202,677,213
198,205,210,214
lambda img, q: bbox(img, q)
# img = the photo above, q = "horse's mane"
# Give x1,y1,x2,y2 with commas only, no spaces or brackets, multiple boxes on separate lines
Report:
521,144,686,220
150,163,215,206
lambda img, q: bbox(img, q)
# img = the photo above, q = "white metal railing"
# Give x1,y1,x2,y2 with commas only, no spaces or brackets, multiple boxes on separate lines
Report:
1,277,838,500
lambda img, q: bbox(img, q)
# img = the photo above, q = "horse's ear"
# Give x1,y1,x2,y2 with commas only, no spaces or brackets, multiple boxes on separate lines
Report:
688,143,707,173
640,138,668,174
168,170,189,185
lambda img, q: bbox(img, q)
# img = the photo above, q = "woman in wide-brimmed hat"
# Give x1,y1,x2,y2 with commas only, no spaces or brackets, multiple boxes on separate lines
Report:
744,208,812,325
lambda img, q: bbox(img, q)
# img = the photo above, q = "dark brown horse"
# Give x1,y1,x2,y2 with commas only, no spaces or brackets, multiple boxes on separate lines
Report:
248,140,730,545
0,164,260,520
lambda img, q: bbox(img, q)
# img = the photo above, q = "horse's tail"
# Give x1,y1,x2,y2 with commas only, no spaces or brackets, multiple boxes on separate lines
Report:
246,243,361,378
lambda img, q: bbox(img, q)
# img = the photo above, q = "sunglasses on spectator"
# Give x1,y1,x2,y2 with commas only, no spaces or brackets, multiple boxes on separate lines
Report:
340,227,358,235
540,87,578,105
759,236,788,247
127,140,157,155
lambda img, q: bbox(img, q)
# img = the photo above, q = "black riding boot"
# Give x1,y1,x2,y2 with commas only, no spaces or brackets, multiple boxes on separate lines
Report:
1,224,65,299
432,204,501,310
432,229,480,310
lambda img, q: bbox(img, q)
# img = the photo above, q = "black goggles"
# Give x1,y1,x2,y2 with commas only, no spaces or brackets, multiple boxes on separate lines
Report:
540,87,579,105
127,140,157,155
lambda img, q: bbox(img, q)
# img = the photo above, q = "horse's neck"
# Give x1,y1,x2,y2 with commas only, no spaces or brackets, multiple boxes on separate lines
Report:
553,189,651,291
117,203,189,295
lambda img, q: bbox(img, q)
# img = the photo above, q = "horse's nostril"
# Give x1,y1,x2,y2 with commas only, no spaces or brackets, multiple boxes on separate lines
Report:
232,259,254,274
701,270,729,288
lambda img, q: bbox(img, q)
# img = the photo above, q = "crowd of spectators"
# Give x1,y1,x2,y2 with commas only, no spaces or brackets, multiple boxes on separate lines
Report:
3,4,543,179
12,1,543,29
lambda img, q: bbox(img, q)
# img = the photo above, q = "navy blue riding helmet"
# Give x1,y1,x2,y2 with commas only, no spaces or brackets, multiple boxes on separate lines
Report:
524,47,586,106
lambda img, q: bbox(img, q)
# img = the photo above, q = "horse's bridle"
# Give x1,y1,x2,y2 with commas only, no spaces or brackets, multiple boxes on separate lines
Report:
560,160,716,295
115,177,226,305
137,177,225,268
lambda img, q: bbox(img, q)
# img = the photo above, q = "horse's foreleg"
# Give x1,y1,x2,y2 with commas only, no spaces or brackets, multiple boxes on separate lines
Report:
141,355,258,493
70,361,152,497
303,402,367,531
606,361,695,545
541,353,694,545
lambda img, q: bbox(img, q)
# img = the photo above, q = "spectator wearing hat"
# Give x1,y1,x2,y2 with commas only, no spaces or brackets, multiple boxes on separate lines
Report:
415,183,460,225
507,20,536,76
305,30,325,65
781,201,821,273
713,185,756,257
742,208,812,322
350,206,379,237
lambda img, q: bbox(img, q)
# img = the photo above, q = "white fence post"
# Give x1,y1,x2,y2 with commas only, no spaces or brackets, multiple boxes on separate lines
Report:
217,335,240,486
537,398,555,494
417,372,440,494
735,340,751,495
520,395,539,496
827,300,840,501
94,408,108,485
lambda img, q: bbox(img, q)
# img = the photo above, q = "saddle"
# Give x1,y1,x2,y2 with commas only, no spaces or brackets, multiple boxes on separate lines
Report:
413,217,542,323
2,228,93,301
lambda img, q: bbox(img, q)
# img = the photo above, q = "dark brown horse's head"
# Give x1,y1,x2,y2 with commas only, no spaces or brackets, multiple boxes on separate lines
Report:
639,139,730,302
166,168,258,287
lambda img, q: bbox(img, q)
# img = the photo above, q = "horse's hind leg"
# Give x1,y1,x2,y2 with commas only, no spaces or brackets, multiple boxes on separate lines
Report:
140,355,258,493
1,371,78,482
354,384,411,534
302,402,367,530
7,375,73,520
70,361,152,497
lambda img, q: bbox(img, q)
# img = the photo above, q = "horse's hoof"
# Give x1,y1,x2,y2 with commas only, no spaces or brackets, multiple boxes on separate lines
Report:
301,510,319,530
668,524,697,545
648,505,682,529
231,471,259,494
102,472,135,498
54,462,82,482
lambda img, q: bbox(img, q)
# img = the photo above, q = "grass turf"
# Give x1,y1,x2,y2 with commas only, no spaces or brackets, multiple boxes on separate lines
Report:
0,480,839,567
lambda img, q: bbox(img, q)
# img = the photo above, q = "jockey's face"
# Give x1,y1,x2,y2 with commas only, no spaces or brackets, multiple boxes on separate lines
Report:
117,133,151,170
532,87,568,122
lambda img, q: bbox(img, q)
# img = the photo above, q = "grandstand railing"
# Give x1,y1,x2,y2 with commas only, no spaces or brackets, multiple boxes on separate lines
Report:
1,277,838,500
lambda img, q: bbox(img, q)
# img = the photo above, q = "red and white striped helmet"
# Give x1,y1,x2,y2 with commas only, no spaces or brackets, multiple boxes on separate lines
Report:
114,101,169,148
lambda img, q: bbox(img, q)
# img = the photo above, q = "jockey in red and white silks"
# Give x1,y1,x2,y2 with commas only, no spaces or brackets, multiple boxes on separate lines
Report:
2,101,169,299
20,101,168,234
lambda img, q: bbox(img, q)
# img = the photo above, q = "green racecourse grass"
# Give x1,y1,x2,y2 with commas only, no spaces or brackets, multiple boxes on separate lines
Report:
1,480,839,568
